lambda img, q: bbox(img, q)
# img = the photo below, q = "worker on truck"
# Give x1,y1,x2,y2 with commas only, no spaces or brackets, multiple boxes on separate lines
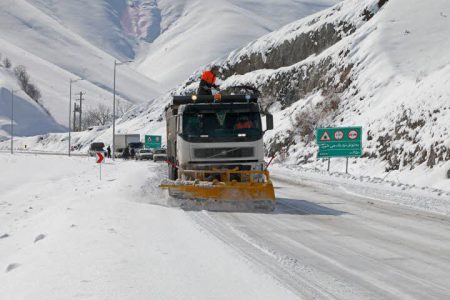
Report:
197,66,220,95
235,115,253,129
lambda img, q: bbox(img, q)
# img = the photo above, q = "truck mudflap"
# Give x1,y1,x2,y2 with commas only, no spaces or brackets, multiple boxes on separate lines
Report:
160,170,276,212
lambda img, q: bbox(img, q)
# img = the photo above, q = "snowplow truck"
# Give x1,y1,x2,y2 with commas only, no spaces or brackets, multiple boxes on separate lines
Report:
160,94,276,212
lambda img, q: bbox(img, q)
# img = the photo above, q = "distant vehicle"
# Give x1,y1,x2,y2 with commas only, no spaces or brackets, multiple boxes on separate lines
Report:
114,148,125,158
114,134,140,155
128,142,144,158
128,142,144,149
88,142,106,156
153,148,167,162
135,149,153,160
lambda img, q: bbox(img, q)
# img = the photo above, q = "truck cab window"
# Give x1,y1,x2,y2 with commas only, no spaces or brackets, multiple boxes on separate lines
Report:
183,111,261,140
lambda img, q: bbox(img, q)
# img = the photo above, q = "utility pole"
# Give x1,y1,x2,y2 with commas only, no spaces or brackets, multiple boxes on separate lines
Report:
75,92,86,131
113,60,117,160
73,92,86,131
73,103,78,131
11,90,14,154
10,89,20,154
112,59,133,160
69,78,84,156
69,80,73,155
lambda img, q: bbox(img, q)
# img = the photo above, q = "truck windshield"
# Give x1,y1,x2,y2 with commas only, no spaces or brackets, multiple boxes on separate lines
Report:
183,111,262,139
128,142,143,149
90,143,105,151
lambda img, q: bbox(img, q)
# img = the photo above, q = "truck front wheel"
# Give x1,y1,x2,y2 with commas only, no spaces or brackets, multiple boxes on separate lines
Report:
168,164,178,180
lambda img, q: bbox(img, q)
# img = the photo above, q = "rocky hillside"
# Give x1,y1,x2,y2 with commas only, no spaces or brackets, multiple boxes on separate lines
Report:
177,0,450,173
49,0,450,175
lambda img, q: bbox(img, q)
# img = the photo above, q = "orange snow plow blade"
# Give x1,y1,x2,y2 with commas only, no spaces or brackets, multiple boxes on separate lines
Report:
160,170,276,212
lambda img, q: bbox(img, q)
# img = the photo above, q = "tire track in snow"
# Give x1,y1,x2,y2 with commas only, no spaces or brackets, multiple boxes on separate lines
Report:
188,210,357,300
186,179,450,299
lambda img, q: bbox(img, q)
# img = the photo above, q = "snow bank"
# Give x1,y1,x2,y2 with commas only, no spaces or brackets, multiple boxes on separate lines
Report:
0,154,296,299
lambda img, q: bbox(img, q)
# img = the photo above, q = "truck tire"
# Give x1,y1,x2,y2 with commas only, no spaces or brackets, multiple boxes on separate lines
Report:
169,164,178,180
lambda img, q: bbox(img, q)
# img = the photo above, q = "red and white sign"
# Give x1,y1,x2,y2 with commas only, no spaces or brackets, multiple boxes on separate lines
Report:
96,152,105,164
348,130,359,140
320,130,331,141
334,130,344,140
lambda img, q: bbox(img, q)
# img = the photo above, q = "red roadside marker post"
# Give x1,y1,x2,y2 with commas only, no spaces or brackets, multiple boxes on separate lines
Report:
96,152,105,180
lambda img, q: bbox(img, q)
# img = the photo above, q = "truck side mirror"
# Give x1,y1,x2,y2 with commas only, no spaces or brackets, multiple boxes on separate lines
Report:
266,114,274,131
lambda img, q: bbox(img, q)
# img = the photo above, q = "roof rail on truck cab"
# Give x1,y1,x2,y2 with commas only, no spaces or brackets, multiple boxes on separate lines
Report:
172,94,258,105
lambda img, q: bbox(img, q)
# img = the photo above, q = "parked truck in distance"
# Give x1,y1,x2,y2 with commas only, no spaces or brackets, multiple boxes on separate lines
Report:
88,142,106,157
114,134,140,157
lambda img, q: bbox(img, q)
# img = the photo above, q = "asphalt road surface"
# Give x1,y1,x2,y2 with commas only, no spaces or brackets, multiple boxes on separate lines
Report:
188,176,450,299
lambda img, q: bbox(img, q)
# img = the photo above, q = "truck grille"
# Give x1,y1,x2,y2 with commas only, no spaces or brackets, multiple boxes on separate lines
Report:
194,147,254,159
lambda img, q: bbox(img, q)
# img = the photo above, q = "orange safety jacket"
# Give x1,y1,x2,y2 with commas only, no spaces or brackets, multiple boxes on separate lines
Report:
235,120,253,129
201,70,216,85
198,70,219,95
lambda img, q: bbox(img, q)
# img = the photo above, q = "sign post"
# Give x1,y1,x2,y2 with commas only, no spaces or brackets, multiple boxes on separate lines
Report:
96,152,105,180
316,126,362,173
145,135,162,149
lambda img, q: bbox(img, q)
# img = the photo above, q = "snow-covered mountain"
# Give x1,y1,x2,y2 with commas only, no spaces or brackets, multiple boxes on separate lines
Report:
0,0,162,138
0,0,339,138
213,0,450,176
167,0,449,180
17,0,341,89
133,0,341,88
2,0,449,189
62,0,450,187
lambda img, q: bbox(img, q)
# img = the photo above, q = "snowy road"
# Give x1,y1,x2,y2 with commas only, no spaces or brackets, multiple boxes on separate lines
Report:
188,176,450,299
1,154,449,299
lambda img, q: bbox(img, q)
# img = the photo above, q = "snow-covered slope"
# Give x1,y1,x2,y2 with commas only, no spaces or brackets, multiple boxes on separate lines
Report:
113,0,450,187
28,0,135,60
135,0,341,88
3,0,449,189
211,0,449,181
0,0,161,103
23,0,341,89
0,70,64,138
0,0,339,138
0,0,161,137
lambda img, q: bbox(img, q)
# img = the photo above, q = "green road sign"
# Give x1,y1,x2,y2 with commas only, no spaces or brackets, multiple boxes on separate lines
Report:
145,135,162,149
316,127,362,158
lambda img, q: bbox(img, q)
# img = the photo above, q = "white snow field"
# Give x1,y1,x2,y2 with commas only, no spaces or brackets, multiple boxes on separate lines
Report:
0,153,449,299
0,154,296,300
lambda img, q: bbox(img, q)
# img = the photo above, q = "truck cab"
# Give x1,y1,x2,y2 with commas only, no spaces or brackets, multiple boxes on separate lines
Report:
165,95,273,180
